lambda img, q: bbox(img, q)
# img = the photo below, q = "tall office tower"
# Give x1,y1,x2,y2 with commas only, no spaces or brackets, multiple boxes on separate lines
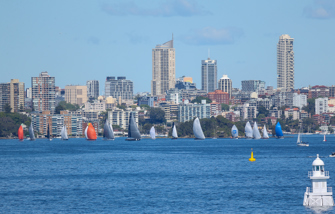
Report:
32,71,55,112
105,76,133,100
87,80,99,99
151,37,175,96
277,34,294,91
201,58,217,93
0,79,25,112
218,75,232,99
65,85,88,105
241,80,265,92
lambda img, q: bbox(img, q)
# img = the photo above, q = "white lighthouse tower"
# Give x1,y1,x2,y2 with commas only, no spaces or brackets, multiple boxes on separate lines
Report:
303,154,334,207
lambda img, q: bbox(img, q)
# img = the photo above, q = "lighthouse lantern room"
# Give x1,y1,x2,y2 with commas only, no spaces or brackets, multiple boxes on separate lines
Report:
303,154,334,207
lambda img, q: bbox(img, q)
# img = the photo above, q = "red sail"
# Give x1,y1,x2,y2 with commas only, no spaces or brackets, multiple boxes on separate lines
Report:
87,123,97,140
18,125,24,140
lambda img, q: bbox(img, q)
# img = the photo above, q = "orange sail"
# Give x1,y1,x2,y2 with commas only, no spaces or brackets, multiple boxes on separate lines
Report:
87,123,97,140
18,125,24,140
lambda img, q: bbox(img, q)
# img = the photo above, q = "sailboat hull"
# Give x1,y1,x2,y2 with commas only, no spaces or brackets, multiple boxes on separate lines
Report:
194,138,205,140
171,137,178,140
126,138,141,141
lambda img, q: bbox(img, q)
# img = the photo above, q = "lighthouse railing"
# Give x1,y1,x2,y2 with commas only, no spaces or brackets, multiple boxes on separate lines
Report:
308,171,329,177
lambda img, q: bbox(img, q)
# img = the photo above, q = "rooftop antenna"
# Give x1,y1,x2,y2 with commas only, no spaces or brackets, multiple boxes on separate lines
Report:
208,48,210,59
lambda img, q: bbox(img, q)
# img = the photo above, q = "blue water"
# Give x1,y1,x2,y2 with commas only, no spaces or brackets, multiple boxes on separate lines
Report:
1,135,335,213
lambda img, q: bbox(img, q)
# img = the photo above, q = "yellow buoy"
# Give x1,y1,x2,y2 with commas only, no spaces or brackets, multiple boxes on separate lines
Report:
249,148,256,162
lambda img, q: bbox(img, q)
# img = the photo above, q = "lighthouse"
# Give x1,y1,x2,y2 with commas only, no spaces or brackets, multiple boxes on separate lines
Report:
303,154,334,207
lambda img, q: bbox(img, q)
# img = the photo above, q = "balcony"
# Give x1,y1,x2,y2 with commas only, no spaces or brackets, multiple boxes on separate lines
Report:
308,171,329,177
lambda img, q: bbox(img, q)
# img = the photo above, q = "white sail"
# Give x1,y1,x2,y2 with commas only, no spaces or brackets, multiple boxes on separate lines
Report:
29,123,35,140
150,126,156,139
109,123,115,139
253,122,261,139
172,123,178,139
84,126,88,139
262,125,269,139
245,122,253,138
193,117,205,140
231,125,238,138
61,125,68,140
297,133,301,143
103,120,114,140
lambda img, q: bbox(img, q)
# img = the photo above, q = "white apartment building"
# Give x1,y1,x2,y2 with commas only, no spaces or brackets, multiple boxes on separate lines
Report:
218,75,232,99
293,93,307,109
108,109,138,130
84,101,106,112
178,100,210,122
315,97,328,115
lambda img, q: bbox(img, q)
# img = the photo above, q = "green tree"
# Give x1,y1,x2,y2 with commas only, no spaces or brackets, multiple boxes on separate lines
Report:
302,98,315,116
257,106,269,117
117,105,126,110
191,96,212,104
329,116,335,125
149,107,165,124
55,101,80,114
4,103,12,113
221,103,229,111
140,104,150,110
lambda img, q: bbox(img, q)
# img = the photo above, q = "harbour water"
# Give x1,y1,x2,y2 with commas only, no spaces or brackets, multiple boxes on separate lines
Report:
1,135,335,213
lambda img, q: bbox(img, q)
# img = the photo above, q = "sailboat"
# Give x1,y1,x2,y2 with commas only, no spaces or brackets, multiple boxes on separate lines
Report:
171,122,178,139
193,117,205,140
323,135,327,142
46,124,52,141
60,125,68,140
18,124,24,141
252,122,261,139
103,120,114,140
245,121,253,138
262,125,269,139
29,122,35,141
297,126,309,146
275,122,284,139
86,123,97,140
126,112,141,141
231,125,238,139
150,126,156,140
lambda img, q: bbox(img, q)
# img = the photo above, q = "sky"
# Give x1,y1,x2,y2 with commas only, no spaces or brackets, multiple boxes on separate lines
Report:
1,0,335,94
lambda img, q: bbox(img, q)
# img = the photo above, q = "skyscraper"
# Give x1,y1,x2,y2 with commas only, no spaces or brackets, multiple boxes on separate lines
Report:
151,37,175,96
32,71,55,112
0,79,25,112
65,85,88,105
241,80,265,92
201,58,217,93
218,75,232,99
87,80,99,99
277,34,294,91
105,76,133,100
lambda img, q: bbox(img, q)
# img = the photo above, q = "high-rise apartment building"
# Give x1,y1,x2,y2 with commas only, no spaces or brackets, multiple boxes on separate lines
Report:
151,38,175,95
218,75,232,99
65,85,88,106
86,80,99,99
277,34,294,91
315,97,328,115
201,58,217,93
32,71,55,113
105,76,133,100
0,79,25,112
241,80,265,92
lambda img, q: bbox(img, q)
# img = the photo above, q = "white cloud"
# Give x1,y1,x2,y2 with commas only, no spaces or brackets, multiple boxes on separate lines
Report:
304,0,335,19
181,27,243,46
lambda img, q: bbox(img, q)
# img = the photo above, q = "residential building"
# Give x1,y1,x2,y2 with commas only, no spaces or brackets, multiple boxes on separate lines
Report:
269,107,282,119
315,97,328,115
159,103,171,121
277,34,294,91
241,80,265,92
84,101,106,112
225,112,239,122
105,76,133,100
235,103,257,120
308,85,329,98
218,75,232,99
178,100,211,122
31,71,56,113
207,90,229,104
86,80,99,99
0,79,25,112
151,38,175,95
26,87,32,99
272,91,293,108
293,93,307,109
65,85,87,106
108,109,138,129
210,102,220,117
201,58,217,93
284,108,300,120
300,110,308,120
31,110,83,136
329,85,335,97
262,116,277,126
175,77,196,90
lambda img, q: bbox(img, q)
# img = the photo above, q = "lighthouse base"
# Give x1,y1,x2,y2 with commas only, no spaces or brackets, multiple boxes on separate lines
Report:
303,193,334,207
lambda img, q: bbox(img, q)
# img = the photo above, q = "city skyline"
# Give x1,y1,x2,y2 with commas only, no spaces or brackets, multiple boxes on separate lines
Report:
1,0,335,93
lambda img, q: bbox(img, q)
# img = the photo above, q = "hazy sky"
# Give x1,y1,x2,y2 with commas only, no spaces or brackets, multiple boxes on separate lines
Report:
1,0,334,94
